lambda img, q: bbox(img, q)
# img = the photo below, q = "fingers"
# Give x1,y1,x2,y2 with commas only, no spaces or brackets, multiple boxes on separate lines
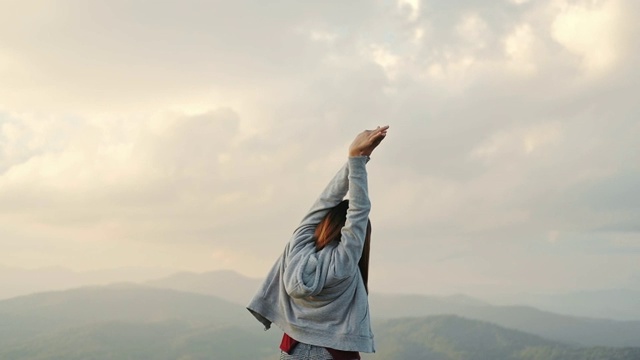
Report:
352,126,388,156
369,125,389,141
376,125,389,136
365,126,389,154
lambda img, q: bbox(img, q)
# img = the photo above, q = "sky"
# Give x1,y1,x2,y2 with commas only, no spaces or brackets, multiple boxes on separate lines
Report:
0,0,638,296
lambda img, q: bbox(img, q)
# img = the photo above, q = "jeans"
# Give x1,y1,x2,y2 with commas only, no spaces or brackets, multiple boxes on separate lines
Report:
279,342,333,360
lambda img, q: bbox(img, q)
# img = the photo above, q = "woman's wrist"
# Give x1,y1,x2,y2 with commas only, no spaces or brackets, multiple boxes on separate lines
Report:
348,154,370,161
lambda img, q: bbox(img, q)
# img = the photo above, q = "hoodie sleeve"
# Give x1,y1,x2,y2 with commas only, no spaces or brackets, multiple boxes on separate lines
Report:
289,161,350,247
329,156,370,281
284,156,371,298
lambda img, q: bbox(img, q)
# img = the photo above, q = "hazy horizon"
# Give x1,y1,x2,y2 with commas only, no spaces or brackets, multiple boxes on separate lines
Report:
1,0,639,297
2,263,639,299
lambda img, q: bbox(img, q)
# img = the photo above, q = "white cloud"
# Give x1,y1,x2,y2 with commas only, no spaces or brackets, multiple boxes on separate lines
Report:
551,0,625,74
0,0,638,294
504,23,537,75
412,27,425,43
398,0,421,22
523,122,562,154
369,44,401,80
470,131,512,161
425,55,477,89
456,13,490,49
470,123,563,163
0,108,250,224
310,30,338,44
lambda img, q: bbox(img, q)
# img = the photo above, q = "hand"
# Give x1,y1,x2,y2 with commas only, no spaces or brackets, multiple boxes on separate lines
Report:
349,125,389,157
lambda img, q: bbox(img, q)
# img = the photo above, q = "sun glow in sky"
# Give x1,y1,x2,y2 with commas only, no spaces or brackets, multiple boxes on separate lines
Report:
0,0,639,296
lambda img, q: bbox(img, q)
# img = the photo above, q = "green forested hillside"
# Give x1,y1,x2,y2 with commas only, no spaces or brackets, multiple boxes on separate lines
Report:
0,285,281,360
370,293,640,347
0,320,280,360
1,285,639,360
143,271,640,347
0,283,252,348
369,315,640,360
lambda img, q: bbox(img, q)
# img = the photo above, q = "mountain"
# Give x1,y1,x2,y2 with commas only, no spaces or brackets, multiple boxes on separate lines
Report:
144,269,262,305
0,284,282,360
142,271,640,347
365,315,640,360
1,286,638,360
369,293,640,347
0,320,280,360
0,283,254,348
7,267,636,349
488,289,640,321
0,265,177,300
144,270,492,309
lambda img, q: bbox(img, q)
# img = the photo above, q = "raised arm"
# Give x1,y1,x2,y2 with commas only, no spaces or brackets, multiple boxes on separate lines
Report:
292,125,389,238
284,126,389,298
292,161,351,237
330,155,370,279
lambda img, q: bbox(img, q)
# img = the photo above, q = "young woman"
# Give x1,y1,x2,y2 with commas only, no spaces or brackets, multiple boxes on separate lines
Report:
247,126,389,360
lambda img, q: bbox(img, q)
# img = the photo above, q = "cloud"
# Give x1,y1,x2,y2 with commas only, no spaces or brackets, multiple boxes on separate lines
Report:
547,230,560,244
0,0,374,115
456,13,491,49
470,122,562,162
0,0,638,294
368,43,401,80
550,0,628,75
504,23,537,75
0,108,250,233
397,0,421,22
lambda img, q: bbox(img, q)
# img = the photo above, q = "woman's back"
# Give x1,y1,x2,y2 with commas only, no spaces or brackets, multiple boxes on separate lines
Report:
247,126,389,359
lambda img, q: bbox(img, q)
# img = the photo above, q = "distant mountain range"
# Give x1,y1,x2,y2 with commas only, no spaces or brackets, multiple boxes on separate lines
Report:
0,284,250,347
0,265,176,300
0,285,638,360
369,316,640,360
0,285,279,360
489,289,640,321
142,270,640,347
144,269,262,305
3,266,640,349
3,265,639,321
369,293,640,347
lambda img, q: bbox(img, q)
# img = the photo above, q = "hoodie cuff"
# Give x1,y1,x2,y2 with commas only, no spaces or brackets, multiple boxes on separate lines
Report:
348,155,370,163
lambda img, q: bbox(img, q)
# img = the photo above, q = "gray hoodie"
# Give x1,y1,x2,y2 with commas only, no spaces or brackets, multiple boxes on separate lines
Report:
246,156,375,353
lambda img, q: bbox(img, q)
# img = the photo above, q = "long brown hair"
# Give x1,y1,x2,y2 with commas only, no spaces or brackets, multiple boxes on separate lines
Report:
314,200,371,293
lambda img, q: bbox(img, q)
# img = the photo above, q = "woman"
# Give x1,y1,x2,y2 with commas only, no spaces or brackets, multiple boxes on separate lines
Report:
247,126,389,360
